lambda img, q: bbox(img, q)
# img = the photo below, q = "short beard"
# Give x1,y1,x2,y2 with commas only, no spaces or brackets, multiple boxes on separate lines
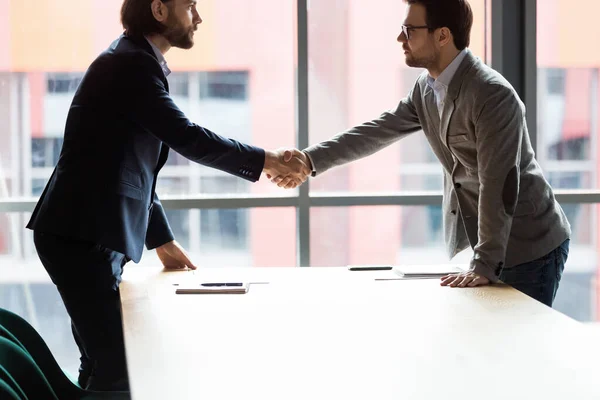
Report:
404,41,439,70
163,15,194,49
405,51,438,69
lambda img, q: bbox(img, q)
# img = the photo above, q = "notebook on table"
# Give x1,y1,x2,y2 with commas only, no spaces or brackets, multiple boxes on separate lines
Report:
175,282,249,294
393,264,467,279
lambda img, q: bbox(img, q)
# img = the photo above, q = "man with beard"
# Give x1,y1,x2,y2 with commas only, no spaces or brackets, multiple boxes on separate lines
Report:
274,0,571,306
26,0,308,391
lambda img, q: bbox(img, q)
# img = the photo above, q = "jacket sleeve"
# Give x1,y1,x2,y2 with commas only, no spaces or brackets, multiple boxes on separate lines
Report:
303,80,422,176
145,192,175,250
470,84,525,282
120,52,265,182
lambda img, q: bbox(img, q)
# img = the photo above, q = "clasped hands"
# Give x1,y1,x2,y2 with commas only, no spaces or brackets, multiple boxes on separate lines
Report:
263,148,312,189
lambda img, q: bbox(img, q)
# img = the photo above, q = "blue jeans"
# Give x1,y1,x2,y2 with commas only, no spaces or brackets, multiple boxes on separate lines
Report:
499,239,569,307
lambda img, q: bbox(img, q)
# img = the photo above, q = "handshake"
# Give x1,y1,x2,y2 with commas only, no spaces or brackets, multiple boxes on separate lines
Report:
263,148,312,189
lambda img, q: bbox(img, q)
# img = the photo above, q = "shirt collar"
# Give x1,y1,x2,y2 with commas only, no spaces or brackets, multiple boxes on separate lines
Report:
426,48,469,90
145,37,171,77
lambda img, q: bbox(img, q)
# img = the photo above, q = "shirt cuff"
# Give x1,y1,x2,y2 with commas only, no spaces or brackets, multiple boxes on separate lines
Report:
470,258,503,283
303,151,317,177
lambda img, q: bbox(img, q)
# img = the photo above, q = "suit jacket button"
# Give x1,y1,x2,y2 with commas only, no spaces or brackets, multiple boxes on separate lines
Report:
454,183,461,189
450,210,457,215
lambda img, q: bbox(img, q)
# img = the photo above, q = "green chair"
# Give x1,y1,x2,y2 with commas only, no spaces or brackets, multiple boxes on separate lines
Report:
0,365,27,400
0,324,24,350
0,336,59,399
0,308,130,399
0,376,23,400
0,308,83,397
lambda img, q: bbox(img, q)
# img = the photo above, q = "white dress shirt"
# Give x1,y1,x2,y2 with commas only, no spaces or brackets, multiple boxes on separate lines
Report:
145,37,172,78
426,48,469,118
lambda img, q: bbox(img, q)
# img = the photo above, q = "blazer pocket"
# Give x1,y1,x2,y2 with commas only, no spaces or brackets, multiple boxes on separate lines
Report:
447,134,469,144
116,183,143,200
120,166,143,189
117,166,143,200
514,200,536,217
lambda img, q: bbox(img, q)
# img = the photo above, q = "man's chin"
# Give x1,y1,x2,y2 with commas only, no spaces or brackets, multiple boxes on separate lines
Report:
178,42,194,50
170,39,194,50
404,56,425,69
179,33,195,49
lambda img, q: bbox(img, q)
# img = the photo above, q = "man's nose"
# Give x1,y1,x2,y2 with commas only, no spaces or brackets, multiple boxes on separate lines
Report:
194,11,202,25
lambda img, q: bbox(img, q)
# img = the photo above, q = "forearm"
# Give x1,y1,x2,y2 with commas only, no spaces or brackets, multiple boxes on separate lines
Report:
471,175,517,282
305,108,421,176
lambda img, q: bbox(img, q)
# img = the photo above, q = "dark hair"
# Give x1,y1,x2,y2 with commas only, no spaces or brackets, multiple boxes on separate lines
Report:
405,0,473,50
121,0,173,37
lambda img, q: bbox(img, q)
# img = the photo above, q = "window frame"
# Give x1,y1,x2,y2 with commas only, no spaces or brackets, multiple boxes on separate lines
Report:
0,0,597,267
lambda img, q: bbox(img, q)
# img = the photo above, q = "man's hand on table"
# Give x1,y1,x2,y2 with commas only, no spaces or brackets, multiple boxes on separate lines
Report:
156,240,198,270
440,271,490,287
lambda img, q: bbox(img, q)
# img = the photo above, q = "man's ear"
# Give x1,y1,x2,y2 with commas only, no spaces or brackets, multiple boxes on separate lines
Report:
150,0,169,23
438,27,453,47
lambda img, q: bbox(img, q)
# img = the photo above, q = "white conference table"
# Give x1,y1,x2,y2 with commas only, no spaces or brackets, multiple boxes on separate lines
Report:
120,266,600,400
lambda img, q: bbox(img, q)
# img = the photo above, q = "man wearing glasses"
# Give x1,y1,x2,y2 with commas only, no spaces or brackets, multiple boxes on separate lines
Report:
275,0,571,307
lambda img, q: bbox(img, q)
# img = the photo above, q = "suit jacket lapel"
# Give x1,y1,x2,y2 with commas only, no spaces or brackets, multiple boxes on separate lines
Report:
441,51,478,147
424,86,440,132
440,99,455,149
423,85,455,172
125,35,171,168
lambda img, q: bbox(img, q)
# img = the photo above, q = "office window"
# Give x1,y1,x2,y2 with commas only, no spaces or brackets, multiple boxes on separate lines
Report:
199,176,249,250
537,1,599,190
164,151,191,167
538,68,595,247
0,0,295,201
164,70,250,167
138,207,296,268
46,73,83,94
538,68,596,170
307,0,488,194
167,72,190,97
199,71,248,100
546,68,566,95
154,176,251,252
310,206,474,268
31,138,63,168
537,0,600,321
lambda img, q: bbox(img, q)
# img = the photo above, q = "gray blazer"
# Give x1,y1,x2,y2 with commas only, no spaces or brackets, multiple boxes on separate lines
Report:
304,50,571,282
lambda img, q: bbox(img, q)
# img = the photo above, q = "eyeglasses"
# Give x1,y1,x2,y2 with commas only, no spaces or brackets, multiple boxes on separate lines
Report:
401,25,430,40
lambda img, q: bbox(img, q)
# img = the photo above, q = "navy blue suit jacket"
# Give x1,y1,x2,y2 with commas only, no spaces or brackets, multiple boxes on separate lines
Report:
27,34,265,262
